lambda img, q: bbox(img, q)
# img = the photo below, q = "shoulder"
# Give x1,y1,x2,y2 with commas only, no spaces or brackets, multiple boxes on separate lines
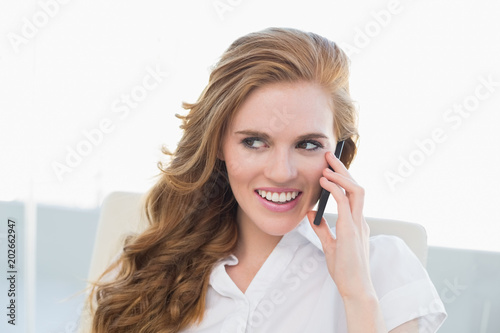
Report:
368,235,447,332
369,233,413,252
368,235,430,293
369,234,421,266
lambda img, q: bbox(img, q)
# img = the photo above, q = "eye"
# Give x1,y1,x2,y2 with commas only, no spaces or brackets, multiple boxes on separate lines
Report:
242,137,267,149
296,140,323,151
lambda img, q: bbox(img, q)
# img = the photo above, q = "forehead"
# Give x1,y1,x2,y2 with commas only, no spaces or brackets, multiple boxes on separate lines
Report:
229,81,335,137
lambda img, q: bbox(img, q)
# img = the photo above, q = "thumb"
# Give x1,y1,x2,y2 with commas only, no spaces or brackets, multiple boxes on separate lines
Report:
307,211,336,251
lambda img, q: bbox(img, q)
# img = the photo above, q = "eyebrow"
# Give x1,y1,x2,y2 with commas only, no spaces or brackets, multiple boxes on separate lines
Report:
234,130,329,141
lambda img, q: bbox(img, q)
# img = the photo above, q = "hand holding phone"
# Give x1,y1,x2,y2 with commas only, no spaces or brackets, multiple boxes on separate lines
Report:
313,140,345,226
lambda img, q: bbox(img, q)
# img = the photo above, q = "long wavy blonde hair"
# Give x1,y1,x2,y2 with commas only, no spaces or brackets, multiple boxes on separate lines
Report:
87,27,359,332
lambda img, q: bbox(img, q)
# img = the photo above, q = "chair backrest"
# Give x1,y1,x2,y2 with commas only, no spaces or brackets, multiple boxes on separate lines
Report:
87,191,146,283
87,192,428,282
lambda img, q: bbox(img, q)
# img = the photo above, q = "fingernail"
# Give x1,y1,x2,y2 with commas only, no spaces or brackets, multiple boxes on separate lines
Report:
329,152,336,159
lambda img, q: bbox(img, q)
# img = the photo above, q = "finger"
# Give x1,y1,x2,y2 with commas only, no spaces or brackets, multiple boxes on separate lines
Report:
307,211,336,254
322,168,365,220
319,176,353,220
323,152,366,226
325,151,352,178
326,151,363,196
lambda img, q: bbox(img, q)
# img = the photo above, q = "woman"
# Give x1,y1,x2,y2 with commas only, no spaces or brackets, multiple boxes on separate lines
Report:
86,27,447,332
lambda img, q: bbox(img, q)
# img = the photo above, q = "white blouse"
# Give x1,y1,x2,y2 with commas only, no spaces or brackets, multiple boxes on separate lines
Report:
182,218,447,332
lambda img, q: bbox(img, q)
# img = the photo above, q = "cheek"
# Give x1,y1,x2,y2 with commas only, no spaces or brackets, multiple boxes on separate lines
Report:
224,151,257,194
225,158,245,178
310,171,324,200
300,157,327,199
300,155,328,177
225,149,256,179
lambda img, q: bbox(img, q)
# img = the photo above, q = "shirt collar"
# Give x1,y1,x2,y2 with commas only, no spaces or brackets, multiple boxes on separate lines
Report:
212,215,334,268
294,215,336,252
208,216,335,294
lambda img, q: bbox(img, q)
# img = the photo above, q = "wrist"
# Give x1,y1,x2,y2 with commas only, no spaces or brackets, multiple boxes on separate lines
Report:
339,277,378,302
342,292,387,333
342,289,379,307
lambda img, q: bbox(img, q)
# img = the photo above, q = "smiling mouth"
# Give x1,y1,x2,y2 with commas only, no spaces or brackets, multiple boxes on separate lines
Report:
256,190,301,204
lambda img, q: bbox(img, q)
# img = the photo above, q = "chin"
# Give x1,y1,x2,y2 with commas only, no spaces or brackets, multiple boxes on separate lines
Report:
259,214,305,236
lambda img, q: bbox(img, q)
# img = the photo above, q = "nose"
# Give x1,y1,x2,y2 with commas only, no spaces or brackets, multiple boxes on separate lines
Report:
263,147,298,183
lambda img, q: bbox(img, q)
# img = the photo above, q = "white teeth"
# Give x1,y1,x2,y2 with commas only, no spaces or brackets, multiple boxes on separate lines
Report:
257,190,300,203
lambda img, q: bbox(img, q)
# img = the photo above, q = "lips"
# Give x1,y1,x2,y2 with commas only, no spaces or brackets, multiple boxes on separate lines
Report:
254,188,302,212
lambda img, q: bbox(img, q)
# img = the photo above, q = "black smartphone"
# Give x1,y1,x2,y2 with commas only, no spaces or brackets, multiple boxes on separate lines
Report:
313,140,345,226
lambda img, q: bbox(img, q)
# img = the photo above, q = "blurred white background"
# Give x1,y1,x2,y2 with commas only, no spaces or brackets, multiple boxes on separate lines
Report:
2,0,498,251
1,0,499,332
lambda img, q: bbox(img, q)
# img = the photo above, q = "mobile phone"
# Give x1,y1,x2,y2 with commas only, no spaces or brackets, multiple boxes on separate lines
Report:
313,140,345,226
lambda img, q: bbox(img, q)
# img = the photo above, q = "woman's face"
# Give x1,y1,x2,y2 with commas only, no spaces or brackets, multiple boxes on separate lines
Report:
220,81,336,237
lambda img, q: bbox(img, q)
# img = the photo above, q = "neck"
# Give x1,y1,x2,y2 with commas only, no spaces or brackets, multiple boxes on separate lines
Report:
233,207,282,266
225,207,284,294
